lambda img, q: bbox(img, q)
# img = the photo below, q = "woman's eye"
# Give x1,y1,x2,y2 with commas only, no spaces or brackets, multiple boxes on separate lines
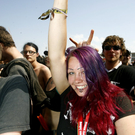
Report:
68,72,74,75
81,71,85,74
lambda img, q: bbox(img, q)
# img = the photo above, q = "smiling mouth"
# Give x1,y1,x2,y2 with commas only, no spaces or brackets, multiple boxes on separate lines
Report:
76,85,87,93
77,85,87,89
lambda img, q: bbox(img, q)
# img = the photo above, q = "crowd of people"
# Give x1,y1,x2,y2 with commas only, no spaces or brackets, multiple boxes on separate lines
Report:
0,0,135,135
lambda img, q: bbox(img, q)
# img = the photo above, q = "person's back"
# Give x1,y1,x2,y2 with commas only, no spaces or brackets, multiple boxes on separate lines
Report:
0,26,48,135
0,75,30,135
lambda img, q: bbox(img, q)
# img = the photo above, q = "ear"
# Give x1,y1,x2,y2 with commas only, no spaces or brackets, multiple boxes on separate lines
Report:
36,52,39,57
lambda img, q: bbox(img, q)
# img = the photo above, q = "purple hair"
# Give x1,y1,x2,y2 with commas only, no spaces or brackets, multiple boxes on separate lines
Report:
65,46,123,135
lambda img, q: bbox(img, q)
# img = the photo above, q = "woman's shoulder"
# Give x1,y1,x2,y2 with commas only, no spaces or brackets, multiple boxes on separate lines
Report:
61,86,71,96
115,91,135,119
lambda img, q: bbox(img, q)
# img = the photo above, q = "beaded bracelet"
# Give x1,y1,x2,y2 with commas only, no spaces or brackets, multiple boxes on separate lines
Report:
38,7,68,20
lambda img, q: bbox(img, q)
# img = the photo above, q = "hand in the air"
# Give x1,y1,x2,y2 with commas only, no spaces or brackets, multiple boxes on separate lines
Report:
69,29,99,52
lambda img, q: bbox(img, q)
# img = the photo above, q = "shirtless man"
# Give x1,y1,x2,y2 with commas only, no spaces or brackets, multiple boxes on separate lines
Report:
23,42,60,135
23,42,51,90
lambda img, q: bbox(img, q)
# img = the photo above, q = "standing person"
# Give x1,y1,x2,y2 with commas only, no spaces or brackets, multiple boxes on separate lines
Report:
23,42,51,90
122,49,133,66
102,36,135,99
23,42,60,135
44,51,51,69
0,75,30,135
46,0,135,134
0,44,30,135
0,26,49,135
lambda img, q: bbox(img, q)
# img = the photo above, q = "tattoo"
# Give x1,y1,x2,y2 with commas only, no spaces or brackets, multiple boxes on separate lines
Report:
51,80,54,84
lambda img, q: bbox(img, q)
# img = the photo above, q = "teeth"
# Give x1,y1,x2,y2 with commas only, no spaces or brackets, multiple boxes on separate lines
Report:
77,85,87,89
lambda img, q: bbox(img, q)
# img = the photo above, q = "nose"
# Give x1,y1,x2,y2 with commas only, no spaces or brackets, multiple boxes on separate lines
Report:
25,51,30,55
74,73,83,83
110,47,115,51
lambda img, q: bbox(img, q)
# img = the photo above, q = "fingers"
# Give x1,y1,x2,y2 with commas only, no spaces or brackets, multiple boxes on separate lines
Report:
87,29,94,45
69,29,94,47
95,48,99,52
69,38,78,46
79,41,87,46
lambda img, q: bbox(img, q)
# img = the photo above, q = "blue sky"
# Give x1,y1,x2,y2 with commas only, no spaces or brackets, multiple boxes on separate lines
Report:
1,0,135,55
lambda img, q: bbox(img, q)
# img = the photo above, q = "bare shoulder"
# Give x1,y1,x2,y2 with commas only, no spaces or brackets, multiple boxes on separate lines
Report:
38,63,51,73
34,63,51,79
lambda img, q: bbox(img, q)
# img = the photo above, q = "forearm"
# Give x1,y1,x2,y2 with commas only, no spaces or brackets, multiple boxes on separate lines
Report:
48,0,68,61
0,132,21,135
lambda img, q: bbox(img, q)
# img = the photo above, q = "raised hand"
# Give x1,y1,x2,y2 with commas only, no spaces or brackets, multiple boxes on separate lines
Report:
69,29,99,52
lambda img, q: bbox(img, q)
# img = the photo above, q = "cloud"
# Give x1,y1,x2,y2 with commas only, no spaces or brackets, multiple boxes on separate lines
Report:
93,36,105,43
71,34,86,42
69,34,104,44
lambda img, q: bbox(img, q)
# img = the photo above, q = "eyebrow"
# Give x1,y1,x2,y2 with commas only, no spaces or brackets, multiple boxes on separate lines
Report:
68,67,84,70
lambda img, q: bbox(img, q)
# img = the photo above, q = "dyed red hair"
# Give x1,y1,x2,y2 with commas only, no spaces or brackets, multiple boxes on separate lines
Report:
66,46,123,135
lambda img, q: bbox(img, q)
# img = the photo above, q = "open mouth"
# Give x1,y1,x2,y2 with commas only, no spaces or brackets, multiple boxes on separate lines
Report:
76,85,87,90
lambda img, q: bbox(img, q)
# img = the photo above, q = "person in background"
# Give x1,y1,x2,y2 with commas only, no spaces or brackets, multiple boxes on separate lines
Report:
44,51,50,69
47,0,135,134
0,75,30,135
0,26,48,135
0,44,30,135
23,42,51,90
133,61,135,67
37,55,46,65
122,49,133,66
102,36,135,100
23,42,60,135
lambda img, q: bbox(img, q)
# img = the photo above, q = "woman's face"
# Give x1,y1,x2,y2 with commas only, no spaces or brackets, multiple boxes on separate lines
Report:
68,56,88,97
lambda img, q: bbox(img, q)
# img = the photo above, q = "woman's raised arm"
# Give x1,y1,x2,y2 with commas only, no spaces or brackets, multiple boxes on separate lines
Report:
48,0,69,94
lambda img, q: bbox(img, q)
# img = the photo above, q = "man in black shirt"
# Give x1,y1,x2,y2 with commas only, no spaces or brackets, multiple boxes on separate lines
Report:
102,35,135,100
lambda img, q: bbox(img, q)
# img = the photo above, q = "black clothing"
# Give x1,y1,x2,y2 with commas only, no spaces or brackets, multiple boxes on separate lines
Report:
48,87,135,135
107,65,135,98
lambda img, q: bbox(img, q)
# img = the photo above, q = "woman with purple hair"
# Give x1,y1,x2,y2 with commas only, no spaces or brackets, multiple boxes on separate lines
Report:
47,0,135,134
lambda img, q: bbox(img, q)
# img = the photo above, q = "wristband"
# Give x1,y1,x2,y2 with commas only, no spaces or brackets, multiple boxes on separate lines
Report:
38,7,68,20
52,7,67,15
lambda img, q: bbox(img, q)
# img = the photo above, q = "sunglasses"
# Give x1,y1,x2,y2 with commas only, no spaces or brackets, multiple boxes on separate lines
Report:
104,45,121,51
